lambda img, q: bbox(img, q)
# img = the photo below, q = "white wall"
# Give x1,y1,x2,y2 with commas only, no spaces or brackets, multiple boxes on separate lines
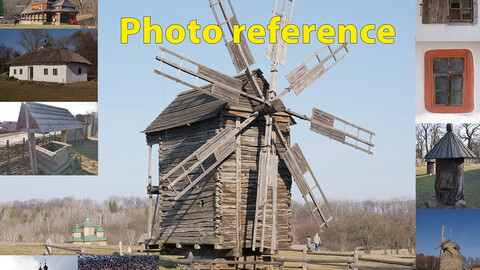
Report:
9,64,88,83
415,41,480,123
416,0,480,42
66,64,88,83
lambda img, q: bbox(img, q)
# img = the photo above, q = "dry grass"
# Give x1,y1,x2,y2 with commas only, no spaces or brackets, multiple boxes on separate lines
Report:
0,242,149,256
0,78,97,101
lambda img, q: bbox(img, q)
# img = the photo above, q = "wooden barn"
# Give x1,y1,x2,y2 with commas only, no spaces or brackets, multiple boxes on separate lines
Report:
425,124,476,205
143,70,295,256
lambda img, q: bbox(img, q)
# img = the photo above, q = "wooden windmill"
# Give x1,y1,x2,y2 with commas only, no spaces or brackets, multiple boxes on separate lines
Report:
434,225,463,270
143,0,375,257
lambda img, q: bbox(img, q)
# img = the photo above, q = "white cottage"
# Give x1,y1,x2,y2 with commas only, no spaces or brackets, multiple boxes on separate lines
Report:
8,48,92,84
415,0,480,123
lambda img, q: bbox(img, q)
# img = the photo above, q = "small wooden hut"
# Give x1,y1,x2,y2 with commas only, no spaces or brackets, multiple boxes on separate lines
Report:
425,124,476,205
16,102,82,175
143,70,294,256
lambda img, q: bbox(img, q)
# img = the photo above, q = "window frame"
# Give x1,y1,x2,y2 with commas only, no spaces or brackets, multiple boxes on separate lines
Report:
53,69,58,76
44,68,48,75
425,49,474,113
78,67,82,75
19,69,22,75
449,0,474,22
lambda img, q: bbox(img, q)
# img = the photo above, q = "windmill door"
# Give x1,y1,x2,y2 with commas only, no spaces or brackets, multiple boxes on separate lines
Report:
28,67,33,80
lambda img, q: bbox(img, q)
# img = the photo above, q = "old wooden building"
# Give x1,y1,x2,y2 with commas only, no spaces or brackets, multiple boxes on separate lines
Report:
144,70,295,256
425,124,476,205
21,0,78,25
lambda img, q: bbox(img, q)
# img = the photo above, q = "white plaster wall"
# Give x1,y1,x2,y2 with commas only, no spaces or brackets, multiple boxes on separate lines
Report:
9,66,29,80
65,64,88,83
415,41,480,123
416,0,480,42
31,65,68,83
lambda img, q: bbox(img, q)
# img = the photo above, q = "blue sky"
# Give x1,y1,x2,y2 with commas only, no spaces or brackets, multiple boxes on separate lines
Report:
0,256,77,270
416,210,480,259
0,0,415,203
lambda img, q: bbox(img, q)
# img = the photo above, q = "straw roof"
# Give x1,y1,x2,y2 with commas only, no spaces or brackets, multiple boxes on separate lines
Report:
8,48,91,66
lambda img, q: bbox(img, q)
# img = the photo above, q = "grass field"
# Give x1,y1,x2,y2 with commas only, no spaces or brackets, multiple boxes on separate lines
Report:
0,78,97,101
416,163,480,208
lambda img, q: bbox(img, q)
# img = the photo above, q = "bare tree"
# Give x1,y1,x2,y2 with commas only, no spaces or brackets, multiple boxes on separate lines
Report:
456,123,480,152
18,29,52,53
0,44,20,74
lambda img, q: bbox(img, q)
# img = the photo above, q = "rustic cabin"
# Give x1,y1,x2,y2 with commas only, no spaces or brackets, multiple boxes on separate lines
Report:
143,69,295,257
425,123,476,205
21,0,78,25
16,102,82,175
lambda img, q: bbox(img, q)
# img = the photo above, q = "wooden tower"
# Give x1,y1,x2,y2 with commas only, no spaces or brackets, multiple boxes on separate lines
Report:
143,0,375,257
435,225,463,270
425,124,476,205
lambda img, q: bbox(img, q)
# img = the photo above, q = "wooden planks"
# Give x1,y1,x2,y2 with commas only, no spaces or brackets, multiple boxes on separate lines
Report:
310,108,375,155
266,0,295,66
17,102,82,134
422,0,449,24
283,43,350,96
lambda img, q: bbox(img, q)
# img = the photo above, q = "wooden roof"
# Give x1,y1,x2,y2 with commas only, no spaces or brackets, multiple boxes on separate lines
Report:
425,125,476,159
8,48,91,66
17,102,82,133
143,69,270,134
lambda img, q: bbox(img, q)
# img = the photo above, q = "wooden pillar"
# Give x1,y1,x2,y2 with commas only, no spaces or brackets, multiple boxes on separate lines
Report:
353,250,358,270
302,247,307,270
147,145,153,238
61,130,67,143
26,110,38,174
235,117,242,257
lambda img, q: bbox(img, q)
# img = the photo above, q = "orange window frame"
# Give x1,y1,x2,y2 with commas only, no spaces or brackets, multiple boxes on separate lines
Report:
425,49,474,113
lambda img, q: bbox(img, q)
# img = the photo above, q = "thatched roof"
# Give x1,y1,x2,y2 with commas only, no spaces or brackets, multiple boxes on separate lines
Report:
425,124,476,159
17,102,82,133
8,48,92,66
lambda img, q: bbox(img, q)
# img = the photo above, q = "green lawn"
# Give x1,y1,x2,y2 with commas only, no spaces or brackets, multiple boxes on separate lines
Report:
416,163,480,208
62,139,98,175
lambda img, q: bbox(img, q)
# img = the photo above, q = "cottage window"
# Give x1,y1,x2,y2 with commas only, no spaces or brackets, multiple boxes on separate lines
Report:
425,49,474,113
44,68,48,75
13,69,16,75
78,68,82,75
53,69,58,76
450,0,474,22
422,0,475,23
19,69,22,75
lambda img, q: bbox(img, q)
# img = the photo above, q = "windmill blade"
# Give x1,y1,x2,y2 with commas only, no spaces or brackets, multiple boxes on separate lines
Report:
162,112,259,201
266,0,295,66
435,238,451,250
155,47,264,105
274,43,351,100
209,0,265,100
273,123,334,232
209,0,255,73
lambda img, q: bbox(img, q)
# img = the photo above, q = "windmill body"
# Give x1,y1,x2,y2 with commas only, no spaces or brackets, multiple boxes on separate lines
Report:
143,0,375,257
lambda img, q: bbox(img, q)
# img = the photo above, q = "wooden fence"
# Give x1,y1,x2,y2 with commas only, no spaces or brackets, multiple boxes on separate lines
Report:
158,249,416,270
43,241,134,256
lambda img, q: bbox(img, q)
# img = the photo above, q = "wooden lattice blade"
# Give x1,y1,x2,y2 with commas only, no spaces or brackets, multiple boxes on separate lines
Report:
209,0,255,73
266,0,295,66
310,108,375,155
279,142,334,231
162,113,258,200
285,43,350,96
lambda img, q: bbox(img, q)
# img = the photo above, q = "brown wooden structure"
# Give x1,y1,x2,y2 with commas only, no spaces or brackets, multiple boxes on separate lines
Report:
425,124,476,205
16,102,81,175
426,159,435,175
21,0,78,25
144,0,375,258
435,225,463,270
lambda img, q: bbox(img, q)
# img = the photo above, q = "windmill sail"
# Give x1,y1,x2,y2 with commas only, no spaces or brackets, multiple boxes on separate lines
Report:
310,108,375,154
266,0,295,66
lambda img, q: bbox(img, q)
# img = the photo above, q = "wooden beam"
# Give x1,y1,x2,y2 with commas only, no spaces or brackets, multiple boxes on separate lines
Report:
61,130,67,143
147,145,153,238
235,117,242,257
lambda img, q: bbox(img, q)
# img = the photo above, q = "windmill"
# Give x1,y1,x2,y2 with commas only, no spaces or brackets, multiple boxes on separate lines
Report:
434,225,463,270
144,0,375,256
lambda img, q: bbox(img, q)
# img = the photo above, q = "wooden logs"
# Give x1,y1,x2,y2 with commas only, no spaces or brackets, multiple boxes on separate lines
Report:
435,158,464,205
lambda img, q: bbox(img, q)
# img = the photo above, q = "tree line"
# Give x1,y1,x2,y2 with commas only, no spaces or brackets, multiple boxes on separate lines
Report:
1,29,97,78
0,196,414,253
416,123,480,160
292,198,415,253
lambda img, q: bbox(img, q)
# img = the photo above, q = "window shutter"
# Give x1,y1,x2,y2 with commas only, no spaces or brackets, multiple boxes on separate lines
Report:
422,0,449,24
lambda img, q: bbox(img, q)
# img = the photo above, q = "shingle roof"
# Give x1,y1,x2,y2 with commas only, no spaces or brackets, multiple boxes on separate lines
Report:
8,48,91,66
52,0,75,8
142,69,268,134
16,102,82,133
425,124,476,159
21,0,77,14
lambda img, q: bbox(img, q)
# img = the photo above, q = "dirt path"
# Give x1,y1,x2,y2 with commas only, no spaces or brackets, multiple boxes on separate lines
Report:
0,132,54,147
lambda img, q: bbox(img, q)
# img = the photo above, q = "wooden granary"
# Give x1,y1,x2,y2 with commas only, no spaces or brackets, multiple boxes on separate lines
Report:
143,0,375,257
425,124,476,205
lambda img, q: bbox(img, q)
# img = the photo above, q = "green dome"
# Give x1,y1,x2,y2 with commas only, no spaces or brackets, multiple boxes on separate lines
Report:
81,220,95,227
72,227,81,233
94,226,104,232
